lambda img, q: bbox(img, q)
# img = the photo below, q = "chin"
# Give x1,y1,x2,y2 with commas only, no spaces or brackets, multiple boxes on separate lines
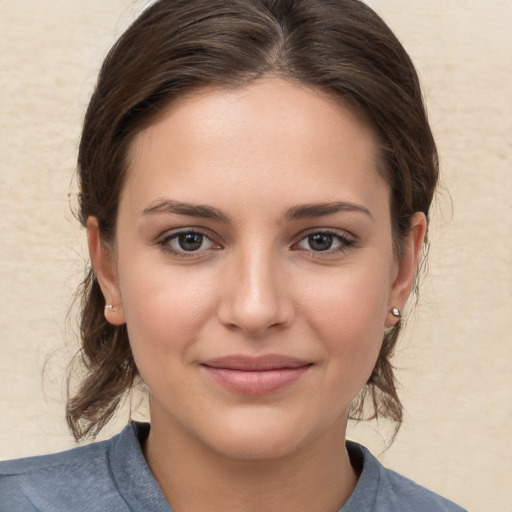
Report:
200,410,322,461
209,431,302,461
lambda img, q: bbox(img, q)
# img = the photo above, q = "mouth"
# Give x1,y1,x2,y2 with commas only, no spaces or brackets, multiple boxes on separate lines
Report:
200,354,313,395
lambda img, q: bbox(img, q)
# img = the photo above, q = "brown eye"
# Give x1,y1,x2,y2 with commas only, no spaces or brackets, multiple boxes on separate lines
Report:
307,233,333,251
178,233,204,251
160,230,217,256
294,230,355,255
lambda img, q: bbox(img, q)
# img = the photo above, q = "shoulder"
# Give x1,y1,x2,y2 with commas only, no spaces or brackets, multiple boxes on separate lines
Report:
344,441,468,512
0,428,131,511
0,436,111,476
380,466,467,512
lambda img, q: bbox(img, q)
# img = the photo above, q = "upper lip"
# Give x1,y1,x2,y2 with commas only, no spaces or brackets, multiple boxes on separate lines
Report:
200,354,312,371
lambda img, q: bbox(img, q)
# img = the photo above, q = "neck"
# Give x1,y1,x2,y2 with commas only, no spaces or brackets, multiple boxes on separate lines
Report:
143,411,358,512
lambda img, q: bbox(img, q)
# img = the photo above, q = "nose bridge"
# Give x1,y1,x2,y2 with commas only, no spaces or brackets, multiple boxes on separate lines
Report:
218,238,293,335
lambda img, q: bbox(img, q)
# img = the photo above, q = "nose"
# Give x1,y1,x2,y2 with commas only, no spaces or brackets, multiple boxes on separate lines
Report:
216,244,295,337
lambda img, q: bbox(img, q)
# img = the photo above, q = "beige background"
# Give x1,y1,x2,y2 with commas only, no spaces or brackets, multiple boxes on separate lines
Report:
1,1,511,511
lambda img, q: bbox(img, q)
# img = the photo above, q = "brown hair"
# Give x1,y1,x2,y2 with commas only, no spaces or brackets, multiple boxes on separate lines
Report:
67,0,438,440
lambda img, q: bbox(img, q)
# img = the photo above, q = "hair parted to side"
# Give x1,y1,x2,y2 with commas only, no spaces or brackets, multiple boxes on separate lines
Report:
67,0,438,441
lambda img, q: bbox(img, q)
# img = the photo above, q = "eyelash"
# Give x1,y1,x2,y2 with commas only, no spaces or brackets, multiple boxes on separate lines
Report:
293,229,356,256
156,228,356,258
157,229,219,258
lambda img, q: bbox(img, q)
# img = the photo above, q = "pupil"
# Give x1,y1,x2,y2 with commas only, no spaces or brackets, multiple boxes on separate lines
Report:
309,233,333,251
179,233,203,251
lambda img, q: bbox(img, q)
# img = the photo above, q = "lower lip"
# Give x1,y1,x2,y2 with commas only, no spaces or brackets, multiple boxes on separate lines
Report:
201,366,311,395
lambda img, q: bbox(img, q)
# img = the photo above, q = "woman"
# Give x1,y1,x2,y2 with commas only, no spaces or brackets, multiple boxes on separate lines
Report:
0,0,467,510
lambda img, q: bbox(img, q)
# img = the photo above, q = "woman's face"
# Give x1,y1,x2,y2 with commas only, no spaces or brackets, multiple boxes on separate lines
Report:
91,78,423,459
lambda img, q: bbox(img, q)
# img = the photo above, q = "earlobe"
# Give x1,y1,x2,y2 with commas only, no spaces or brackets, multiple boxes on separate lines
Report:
386,212,427,327
86,217,126,326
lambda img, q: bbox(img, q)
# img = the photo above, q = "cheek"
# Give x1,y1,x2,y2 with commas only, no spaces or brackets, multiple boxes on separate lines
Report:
298,260,391,381
117,255,218,364
300,259,390,334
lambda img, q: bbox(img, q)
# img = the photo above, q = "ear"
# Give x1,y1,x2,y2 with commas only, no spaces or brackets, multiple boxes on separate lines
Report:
87,217,126,325
386,212,427,328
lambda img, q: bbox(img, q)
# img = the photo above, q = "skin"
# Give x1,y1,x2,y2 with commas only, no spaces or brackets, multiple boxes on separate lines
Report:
88,78,426,512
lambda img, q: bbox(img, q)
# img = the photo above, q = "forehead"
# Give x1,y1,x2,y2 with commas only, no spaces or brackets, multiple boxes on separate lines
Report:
123,78,388,216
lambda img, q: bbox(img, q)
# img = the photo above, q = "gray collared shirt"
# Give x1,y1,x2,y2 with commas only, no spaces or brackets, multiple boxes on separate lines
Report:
0,422,467,511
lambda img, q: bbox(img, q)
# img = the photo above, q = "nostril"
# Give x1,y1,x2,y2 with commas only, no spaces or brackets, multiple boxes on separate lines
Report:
217,300,294,336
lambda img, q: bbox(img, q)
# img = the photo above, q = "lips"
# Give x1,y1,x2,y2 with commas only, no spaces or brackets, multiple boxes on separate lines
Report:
200,354,312,395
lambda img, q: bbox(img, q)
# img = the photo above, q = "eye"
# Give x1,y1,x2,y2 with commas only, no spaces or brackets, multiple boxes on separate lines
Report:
159,230,218,256
175,232,206,251
294,230,355,253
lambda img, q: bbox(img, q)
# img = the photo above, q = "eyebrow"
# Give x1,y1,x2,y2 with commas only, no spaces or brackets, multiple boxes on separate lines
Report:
141,198,373,222
284,201,373,221
141,198,229,221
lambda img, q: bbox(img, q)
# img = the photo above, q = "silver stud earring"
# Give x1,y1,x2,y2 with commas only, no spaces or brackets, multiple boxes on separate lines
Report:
390,307,401,318
104,304,114,312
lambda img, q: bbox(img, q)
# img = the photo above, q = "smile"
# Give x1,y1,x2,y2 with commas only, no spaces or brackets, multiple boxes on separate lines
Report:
200,355,313,395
